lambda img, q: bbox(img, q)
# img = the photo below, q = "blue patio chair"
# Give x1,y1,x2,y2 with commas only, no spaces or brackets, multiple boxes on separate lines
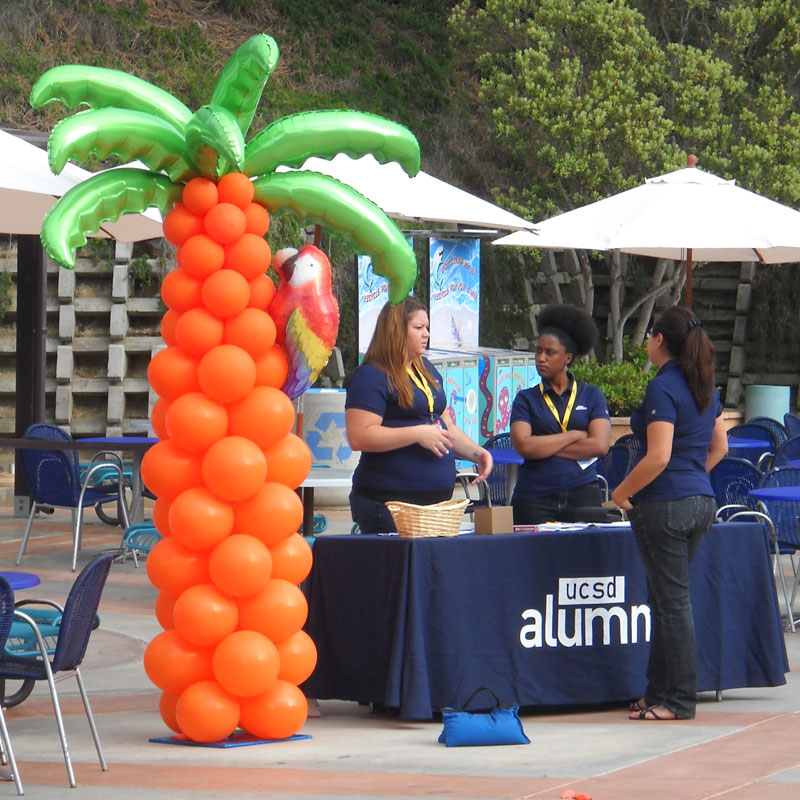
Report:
783,412,800,438
16,424,130,571
0,576,23,795
597,442,632,495
726,422,775,467
709,456,762,520
122,522,163,567
747,416,788,449
480,432,515,506
769,434,800,469
0,553,114,788
728,466,800,632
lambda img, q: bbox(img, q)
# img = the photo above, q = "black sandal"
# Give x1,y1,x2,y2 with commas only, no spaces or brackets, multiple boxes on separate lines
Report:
629,706,684,721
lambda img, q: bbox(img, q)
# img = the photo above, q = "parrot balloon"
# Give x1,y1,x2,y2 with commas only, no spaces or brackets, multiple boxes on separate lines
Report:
270,244,340,399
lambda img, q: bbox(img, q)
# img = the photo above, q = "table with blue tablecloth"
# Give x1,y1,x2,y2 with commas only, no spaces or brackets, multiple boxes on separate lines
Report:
303,522,788,720
727,437,771,463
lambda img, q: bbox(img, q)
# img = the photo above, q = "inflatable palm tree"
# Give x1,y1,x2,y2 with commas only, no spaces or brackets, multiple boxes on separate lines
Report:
30,33,419,743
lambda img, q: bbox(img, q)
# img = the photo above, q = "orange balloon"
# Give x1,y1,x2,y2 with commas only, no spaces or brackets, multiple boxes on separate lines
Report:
141,440,203,500
200,269,251,318
169,486,235,550
218,172,255,209
228,386,294,450
144,629,214,695
223,308,277,358
269,533,313,585
238,680,308,740
262,434,311,490
165,392,229,453
152,496,172,537
224,233,272,280
234,482,303,547
204,202,247,245
150,397,170,441
254,345,289,388
209,533,272,598
243,202,270,236
237,579,308,644
180,234,225,279
174,307,224,356
247,273,276,310
173,583,239,647
163,203,204,247
146,537,210,596
176,680,239,743
182,177,219,216
276,630,317,685
201,436,267,502
197,344,256,404
159,691,182,733
212,630,280,697
160,308,179,347
147,346,200,402
155,591,176,630
161,267,202,312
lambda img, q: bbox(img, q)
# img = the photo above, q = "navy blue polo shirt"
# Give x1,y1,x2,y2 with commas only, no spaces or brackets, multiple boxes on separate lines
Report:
346,358,456,494
510,376,610,499
629,359,721,501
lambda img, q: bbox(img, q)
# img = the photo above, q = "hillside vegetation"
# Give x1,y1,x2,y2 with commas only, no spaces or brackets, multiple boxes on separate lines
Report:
1,0,521,364
2,1,800,371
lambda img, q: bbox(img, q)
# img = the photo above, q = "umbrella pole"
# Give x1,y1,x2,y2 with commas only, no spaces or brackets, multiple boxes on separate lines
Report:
684,248,693,308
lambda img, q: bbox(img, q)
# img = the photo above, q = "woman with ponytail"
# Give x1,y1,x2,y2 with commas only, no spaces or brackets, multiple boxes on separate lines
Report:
612,306,728,721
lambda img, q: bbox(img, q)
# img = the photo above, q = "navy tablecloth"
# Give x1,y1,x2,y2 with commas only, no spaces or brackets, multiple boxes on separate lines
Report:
303,522,788,719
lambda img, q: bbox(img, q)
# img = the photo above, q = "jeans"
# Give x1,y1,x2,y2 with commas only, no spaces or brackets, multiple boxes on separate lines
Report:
628,494,716,718
349,490,398,534
512,482,605,525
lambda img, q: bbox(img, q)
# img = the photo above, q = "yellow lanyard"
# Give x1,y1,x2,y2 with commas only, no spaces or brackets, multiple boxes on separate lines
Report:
407,365,435,421
540,378,578,433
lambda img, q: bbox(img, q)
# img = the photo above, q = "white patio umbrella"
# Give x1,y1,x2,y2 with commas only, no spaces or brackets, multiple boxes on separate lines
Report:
0,128,163,240
0,128,165,448
493,159,800,306
278,153,535,231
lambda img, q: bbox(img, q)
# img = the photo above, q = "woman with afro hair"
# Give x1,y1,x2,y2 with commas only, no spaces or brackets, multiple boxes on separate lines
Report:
510,303,611,524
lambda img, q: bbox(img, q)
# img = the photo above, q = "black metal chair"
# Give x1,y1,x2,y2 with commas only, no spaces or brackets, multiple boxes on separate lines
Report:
16,424,130,571
0,554,114,788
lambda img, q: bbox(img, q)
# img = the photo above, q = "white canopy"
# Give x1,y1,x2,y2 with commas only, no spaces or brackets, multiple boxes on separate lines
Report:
278,153,535,231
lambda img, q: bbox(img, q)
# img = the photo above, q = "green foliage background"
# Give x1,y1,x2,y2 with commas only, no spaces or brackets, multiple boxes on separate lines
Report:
1,0,799,371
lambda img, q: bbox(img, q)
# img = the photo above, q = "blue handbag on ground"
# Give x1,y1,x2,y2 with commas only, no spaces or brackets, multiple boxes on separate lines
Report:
437,686,530,747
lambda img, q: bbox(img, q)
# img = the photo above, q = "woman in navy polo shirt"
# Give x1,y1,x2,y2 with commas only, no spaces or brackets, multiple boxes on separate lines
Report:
612,306,728,721
345,296,492,533
510,304,611,524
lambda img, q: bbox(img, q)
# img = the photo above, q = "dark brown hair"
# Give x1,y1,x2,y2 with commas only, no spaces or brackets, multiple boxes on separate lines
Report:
651,306,716,412
364,296,440,408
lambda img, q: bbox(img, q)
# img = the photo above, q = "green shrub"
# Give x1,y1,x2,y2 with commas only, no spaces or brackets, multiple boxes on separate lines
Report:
571,343,654,417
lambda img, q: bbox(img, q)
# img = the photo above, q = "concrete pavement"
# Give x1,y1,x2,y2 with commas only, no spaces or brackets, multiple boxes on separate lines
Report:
0,506,797,799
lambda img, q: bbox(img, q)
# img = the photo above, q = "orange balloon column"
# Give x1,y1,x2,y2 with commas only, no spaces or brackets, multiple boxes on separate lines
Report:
143,174,315,742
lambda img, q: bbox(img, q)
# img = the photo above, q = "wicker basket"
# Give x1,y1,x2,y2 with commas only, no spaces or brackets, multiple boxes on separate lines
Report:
385,498,470,538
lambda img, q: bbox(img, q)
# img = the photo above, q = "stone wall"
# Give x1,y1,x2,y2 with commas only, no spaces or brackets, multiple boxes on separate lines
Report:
0,239,165,440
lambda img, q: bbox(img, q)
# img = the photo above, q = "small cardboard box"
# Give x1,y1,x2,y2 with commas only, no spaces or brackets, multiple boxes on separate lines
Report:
474,506,515,534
